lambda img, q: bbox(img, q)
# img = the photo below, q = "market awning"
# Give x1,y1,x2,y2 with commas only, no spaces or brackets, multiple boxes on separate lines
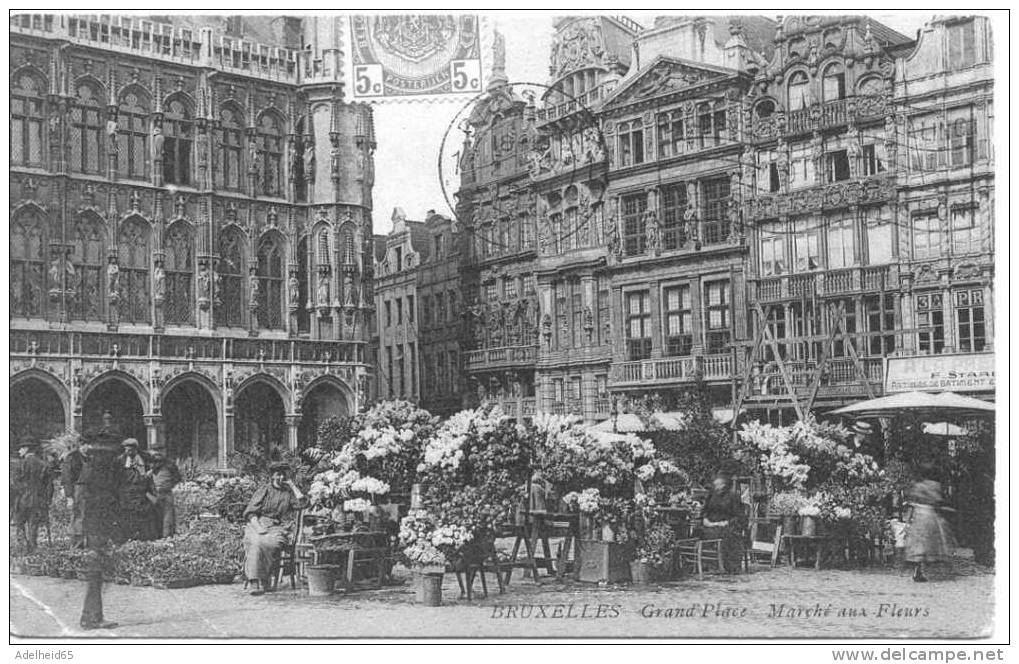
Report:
827,391,995,419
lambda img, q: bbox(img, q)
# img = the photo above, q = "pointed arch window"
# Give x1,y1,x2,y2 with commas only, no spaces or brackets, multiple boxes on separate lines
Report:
296,235,310,334
256,234,285,329
10,207,48,317
118,91,149,180
70,84,104,174
163,99,193,186
11,73,45,167
216,229,245,327
341,226,356,265
215,107,244,191
316,227,333,269
69,213,105,321
117,217,152,323
257,114,283,197
164,222,194,325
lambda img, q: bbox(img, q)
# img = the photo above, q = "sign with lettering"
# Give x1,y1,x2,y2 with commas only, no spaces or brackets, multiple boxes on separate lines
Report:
884,353,995,393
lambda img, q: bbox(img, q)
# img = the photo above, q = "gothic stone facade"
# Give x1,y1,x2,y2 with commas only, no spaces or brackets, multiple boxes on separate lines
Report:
10,14,376,464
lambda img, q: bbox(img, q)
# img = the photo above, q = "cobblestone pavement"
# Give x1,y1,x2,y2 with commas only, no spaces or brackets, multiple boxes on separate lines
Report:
10,558,994,640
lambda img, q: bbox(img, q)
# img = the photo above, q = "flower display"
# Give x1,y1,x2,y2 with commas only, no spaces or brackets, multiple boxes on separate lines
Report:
307,400,437,511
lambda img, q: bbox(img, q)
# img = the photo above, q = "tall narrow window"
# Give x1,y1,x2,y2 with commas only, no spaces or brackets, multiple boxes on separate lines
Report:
341,227,356,264
701,177,731,245
215,107,244,191
825,150,851,182
831,298,858,358
164,222,194,325
950,205,979,255
256,234,284,329
827,214,858,269
163,99,193,186
787,71,810,111
11,73,45,167
117,218,151,323
621,193,647,256
597,283,610,346
258,114,283,197
70,213,105,321
916,293,945,355
760,232,786,276
865,294,897,356
617,119,644,167
625,290,652,360
570,279,583,348
793,220,821,272
10,208,48,318
704,280,731,354
657,109,684,157
407,295,415,323
912,215,942,260
948,20,977,70
866,215,894,265
661,183,688,250
663,285,692,356
862,144,885,177
821,63,846,101
296,236,310,333
118,92,149,180
955,289,985,352
908,114,941,172
947,106,975,167
70,85,104,174
216,229,245,327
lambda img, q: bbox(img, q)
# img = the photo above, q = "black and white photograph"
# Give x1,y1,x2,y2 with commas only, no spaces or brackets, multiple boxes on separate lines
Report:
7,8,1007,653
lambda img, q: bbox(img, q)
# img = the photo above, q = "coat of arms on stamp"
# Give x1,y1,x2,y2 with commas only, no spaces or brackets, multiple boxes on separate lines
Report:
350,15,483,98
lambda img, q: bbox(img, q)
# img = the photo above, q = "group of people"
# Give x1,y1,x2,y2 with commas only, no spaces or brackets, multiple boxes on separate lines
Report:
10,413,183,553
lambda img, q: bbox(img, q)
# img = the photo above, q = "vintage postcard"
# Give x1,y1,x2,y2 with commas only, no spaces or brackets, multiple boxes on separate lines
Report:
7,9,1005,650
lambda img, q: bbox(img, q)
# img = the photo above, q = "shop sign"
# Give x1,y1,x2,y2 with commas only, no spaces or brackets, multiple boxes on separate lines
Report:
885,353,995,393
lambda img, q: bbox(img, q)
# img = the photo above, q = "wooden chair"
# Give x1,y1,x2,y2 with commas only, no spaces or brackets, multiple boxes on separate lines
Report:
745,520,783,569
674,538,724,580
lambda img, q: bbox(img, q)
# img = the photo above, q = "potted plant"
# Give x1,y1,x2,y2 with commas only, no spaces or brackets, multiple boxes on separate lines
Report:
798,501,821,536
770,491,808,536
631,517,676,584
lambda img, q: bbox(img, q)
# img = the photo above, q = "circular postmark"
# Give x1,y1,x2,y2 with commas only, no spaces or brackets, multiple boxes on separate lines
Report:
437,80,609,257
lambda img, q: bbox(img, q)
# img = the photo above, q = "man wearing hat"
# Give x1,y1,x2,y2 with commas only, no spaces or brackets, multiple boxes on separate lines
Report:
61,438,92,548
12,437,52,553
117,438,156,542
146,445,181,538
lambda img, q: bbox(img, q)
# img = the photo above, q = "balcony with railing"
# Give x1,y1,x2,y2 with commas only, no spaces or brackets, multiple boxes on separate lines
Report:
752,265,896,303
465,344,538,371
752,95,890,141
10,329,364,364
748,175,895,222
610,354,732,387
537,82,616,123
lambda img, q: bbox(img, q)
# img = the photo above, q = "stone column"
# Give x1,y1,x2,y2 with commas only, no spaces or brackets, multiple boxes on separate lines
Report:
143,415,161,450
285,414,301,452
581,370,597,424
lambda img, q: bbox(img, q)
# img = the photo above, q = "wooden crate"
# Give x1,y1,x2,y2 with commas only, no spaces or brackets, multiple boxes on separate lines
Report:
576,540,631,584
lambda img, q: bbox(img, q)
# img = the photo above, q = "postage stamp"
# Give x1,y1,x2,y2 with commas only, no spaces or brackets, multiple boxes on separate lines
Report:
350,14,483,98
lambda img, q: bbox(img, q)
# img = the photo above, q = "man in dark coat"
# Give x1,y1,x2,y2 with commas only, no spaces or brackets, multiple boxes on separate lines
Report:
12,438,52,553
147,445,182,538
117,438,156,542
78,431,121,630
61,439,91,548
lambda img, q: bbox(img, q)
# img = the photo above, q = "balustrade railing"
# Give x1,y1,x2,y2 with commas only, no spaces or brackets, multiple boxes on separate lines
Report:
611,355,726,384
753,95,889,140
465,344,538,370
9,329,361,364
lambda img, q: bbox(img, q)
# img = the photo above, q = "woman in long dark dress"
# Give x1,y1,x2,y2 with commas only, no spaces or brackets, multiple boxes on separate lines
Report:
700,471,747,574
242,464,307,595
905,476,956,582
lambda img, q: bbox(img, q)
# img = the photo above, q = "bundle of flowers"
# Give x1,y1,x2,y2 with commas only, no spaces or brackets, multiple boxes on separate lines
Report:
308,401,436,512
398,509,470,567
634,515,678,567
404,405,531,565
769,491,810,516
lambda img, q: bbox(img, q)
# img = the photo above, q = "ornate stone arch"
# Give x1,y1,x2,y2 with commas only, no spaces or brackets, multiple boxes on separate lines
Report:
160,370,222,414
235,372,292,412
80,369,150,408
11,367,72,424
301,374,355,412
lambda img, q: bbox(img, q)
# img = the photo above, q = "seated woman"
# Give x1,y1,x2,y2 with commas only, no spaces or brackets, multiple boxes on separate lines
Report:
700,470,747,574
242,464,307,595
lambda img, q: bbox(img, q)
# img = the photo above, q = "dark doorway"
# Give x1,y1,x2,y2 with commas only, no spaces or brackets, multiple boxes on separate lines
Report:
82,379,146,446
298,381,349,448
10,377,66,454
234,381,286,455
162,380,219,466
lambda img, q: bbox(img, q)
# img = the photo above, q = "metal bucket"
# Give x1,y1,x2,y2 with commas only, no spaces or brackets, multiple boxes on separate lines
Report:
417,573,443,606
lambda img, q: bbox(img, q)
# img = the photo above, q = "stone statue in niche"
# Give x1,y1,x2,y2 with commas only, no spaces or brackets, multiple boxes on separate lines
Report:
303,143,315,181
248,269,260,310
153,262,166,302
316,272,330,306
152,123,165,161
287,272,300,309
343,272,356,306
330,143,341,178
106,258,120,303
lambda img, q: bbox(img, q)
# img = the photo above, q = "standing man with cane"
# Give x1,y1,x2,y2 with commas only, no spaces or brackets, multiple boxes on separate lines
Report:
78,426,122,631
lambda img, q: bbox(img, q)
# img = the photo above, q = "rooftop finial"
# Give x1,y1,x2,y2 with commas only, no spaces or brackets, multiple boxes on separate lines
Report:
488,28,508,91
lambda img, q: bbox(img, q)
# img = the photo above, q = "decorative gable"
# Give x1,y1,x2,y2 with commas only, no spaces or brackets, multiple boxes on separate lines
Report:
601,57,735,110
